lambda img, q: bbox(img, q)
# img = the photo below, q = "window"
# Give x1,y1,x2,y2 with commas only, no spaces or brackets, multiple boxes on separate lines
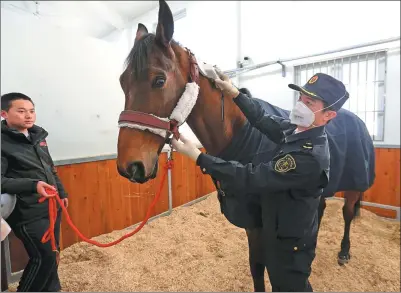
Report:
294,51,387,141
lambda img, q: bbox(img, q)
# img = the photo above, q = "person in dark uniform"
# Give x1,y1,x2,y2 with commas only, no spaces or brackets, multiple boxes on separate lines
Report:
172,72,349,292
1,92,68,292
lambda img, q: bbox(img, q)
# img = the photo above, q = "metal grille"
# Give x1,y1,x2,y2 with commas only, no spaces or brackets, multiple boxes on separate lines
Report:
294,51,387,141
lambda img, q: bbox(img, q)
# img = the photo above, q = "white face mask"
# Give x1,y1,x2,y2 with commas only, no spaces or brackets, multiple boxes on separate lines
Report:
289,101,318,127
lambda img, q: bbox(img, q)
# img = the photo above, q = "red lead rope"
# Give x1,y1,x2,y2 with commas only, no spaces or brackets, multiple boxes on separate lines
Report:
39,159,174,255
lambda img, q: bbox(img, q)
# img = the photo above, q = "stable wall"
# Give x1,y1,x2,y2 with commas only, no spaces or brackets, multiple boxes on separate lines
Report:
1,8,126,161
2,1,400,283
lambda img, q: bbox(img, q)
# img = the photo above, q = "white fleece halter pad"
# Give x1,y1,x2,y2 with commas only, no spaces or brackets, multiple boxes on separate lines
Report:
118,82,200,138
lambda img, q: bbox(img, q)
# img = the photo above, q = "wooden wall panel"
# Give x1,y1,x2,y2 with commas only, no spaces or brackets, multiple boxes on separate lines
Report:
5,147,400,288
334,148,400,218
56,153,169,249
170,148,217,208
7,147,398,256
361,206,398,219
7,231,29,273
171,152,198,208
363,148,400,207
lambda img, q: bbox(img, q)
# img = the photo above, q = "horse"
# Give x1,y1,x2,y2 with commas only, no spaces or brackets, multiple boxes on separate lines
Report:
116,1,375,291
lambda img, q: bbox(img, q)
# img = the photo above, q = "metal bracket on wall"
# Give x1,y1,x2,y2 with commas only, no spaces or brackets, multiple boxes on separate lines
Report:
277,61,286,77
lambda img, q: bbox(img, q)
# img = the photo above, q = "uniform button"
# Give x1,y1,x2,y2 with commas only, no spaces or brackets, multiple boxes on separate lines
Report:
293,246,298,251
202,168,206,172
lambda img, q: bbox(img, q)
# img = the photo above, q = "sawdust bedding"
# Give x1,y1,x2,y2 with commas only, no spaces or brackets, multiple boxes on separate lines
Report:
8,193,400,292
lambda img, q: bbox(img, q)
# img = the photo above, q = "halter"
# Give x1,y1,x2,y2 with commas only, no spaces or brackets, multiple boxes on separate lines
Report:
118,48,202,144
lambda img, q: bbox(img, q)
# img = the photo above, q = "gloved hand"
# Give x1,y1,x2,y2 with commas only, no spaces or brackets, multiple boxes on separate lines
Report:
214,67,240,99
171,134,202,161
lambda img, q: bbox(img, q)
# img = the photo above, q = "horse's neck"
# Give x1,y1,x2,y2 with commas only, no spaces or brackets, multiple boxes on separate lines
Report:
185,76,247,156
172,44,246,155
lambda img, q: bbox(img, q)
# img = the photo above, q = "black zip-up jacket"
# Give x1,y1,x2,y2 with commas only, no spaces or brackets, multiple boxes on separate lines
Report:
197,92,330,239
1,120,68,226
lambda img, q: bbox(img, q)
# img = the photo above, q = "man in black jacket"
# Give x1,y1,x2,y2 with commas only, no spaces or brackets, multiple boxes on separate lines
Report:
1,92,68,292
172,72,348,291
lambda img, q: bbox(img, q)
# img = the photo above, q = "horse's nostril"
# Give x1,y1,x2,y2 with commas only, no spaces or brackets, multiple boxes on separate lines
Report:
117,165,130,178
127,161,146,182
150,160,159,179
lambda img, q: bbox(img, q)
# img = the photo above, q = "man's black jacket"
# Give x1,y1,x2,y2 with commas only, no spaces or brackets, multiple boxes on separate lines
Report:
196,92,330,239
1,120,68,226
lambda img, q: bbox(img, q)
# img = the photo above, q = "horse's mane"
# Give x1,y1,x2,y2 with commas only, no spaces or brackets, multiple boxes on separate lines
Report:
124,33,182,80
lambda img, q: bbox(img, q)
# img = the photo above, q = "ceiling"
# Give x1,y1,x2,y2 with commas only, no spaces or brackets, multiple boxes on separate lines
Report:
1,1,159,39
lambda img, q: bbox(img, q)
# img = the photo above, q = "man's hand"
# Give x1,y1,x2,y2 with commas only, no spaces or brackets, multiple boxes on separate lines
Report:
36,181,56,198
214,68,239,99
171,135,202,161
61,198,69,208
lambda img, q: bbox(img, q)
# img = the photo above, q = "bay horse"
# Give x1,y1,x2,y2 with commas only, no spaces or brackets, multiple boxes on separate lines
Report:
116,0,375,291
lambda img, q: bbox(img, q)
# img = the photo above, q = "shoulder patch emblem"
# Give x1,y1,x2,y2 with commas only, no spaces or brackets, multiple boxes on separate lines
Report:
274,154,297,173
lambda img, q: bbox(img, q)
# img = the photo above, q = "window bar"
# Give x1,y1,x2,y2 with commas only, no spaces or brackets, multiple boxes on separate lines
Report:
348,56,352,111
356,55,360,118
339,57,345,105
373,52,377,140
340,57,344,81
381,51,388,141
326,59,329,75
364,53,369,126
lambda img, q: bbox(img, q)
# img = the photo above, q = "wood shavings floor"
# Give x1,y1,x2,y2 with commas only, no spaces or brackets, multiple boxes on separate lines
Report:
8,193,400,292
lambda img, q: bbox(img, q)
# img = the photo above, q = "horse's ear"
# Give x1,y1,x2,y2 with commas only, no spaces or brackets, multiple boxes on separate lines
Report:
155,0,174,48
135,23,148,43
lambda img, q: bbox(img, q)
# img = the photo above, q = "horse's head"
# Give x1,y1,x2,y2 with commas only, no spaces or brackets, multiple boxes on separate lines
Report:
117,0,199,183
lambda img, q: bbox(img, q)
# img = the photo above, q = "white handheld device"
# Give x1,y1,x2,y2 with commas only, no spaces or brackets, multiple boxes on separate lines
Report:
198,61,220,80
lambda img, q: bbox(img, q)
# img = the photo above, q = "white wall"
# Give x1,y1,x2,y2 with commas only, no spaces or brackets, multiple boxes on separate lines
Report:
1,8,126,160
128,1,239,70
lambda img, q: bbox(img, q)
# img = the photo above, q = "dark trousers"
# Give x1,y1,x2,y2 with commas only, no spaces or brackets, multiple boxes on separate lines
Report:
265,236,316,292
11,210,62,292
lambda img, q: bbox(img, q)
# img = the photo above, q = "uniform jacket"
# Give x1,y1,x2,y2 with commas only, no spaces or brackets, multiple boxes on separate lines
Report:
197,92,330,239
1,120,68,226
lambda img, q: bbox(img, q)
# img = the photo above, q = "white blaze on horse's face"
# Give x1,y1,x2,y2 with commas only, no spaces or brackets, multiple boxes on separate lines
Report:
116,0,186,184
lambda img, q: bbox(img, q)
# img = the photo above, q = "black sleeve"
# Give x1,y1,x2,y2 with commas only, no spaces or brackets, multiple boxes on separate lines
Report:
51,167,68,199
233,92,292,144
45,148,68,199
196,151,323,194
1,154,39,194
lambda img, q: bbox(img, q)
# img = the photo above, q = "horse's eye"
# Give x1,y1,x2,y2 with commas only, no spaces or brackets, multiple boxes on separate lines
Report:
152,77,166,88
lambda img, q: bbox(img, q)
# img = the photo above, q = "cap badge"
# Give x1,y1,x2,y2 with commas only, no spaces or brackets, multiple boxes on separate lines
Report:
308,75,318,84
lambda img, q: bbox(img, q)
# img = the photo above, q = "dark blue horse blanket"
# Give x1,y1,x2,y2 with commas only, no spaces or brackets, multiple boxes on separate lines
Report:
215,95,376,229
